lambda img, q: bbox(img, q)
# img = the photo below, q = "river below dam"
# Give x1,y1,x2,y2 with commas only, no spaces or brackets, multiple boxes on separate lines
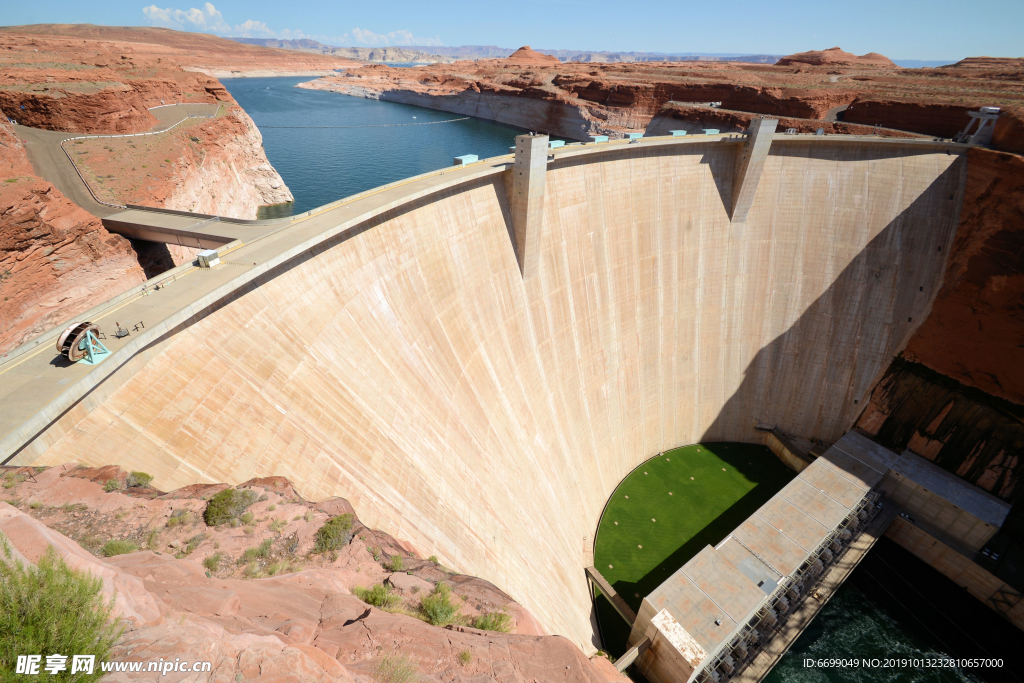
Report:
221,76,542,217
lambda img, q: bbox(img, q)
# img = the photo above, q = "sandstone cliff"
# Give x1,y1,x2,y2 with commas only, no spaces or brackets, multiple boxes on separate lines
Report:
776,46,896,68
298,48,1023,148
0,465,624,683
0,120,147,352
903,149,1024,404
73,105,292,219
0,29,296,350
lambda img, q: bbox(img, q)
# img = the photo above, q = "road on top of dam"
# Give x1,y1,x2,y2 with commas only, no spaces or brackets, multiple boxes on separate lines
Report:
0,132,966,466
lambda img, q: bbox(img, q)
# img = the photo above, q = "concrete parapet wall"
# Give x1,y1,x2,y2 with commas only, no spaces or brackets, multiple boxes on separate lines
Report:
17,139,967,649
885,517,1024,629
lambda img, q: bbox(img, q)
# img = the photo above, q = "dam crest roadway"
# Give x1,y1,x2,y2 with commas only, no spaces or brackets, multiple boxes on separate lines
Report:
0,125,971,663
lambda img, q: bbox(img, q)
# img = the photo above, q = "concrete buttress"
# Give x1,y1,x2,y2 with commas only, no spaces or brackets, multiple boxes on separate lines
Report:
731,118,778,223
511,134,549,278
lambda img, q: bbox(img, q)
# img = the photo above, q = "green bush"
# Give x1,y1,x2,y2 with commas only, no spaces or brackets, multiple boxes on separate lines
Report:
183,534,206,555
420,582,459,627
0,536,121,682
458,650,472,665
202,552,223,572
204,489,258,526
239,512,254,525
428,555,438,564
269,519,285,534
125,472,152,488
354,583,401,610
473,611,512,633
372,652,417,683
100,540,138,557
388,554,404,572
103,479,121,493
238,539,272,566
313,514,353,554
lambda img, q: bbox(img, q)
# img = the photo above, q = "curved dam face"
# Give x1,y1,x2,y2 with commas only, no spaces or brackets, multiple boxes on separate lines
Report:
17,138,965,649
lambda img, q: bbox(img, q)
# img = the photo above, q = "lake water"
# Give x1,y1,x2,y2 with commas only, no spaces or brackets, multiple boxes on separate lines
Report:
221,76,539,217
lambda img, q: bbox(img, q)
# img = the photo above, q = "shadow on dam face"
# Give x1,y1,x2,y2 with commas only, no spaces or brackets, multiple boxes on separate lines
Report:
591,152,967,655
15,139,968,651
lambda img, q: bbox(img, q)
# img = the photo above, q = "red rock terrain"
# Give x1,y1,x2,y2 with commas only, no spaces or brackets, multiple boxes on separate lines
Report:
0,465,625,682
776,46,896,68
301,47,1024,151
0,27,305,353
0,119,147,352
903,148,1024,404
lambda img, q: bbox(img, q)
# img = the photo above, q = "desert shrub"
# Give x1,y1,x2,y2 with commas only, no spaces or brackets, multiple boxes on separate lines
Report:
100,540,138,557
269,519,285,534
303,510,314,522
145,528,160,550
313,514,353,554
389,554,404,572
473,611,512,633
0,536,121,681
458,650,471,665
103,479,121,493
229,519,240,528
420,582,459,627
257,494,269,502
125,471,152,488
267,504,276,511
428,555,438,564
204,489,258,526
239,512,254,525
372,652,417,683
2,473,25,490
354,584,401,610
265,560,301,576
202,552,223,572
28,501,42,510
238,539,272,565
242,562,260,578
183,534,206,555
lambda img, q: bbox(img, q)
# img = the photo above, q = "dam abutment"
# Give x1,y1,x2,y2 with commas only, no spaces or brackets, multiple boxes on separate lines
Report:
1,134,970,652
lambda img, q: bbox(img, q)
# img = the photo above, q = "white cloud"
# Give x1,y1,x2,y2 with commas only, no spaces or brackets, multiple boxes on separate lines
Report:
142,2,230,33
141,4,440,47
345,27,441,47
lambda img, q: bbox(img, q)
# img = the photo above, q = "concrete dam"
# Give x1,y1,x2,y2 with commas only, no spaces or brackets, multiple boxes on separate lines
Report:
0,130,967,657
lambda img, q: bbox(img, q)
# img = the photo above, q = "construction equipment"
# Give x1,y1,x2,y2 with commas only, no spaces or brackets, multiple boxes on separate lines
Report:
55,322,110,365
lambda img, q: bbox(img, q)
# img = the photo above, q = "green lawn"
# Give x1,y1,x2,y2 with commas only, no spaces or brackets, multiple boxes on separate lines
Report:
594,442,794,657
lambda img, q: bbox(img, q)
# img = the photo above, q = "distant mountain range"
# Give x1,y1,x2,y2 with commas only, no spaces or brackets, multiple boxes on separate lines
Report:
229,38,456,64
229,39,782,64
228,38,951,68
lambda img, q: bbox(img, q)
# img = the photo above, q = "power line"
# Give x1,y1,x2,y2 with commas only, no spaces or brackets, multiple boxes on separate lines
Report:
258,117,471,129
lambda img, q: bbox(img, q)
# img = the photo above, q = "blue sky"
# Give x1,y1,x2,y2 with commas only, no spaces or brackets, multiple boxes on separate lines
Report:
2,0,1021,60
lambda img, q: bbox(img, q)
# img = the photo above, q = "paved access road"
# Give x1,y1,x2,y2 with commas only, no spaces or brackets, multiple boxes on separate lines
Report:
12,103,221,217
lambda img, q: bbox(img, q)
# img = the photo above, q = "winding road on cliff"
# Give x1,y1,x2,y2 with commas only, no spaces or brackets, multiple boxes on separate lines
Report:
12,103,221,219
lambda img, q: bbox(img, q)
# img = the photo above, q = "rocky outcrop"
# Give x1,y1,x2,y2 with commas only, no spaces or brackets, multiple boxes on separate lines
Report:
0,465,623,682
902,149,1024,404
0,120,147,352
0,24,359,77
0,28,296,338
777,47,896,68
844,100,1024,153
299,63,857,140
504,46,561,66
645,103,923,137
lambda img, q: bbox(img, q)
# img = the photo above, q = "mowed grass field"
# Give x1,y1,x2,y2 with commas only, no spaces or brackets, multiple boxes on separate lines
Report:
594,442,794,656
